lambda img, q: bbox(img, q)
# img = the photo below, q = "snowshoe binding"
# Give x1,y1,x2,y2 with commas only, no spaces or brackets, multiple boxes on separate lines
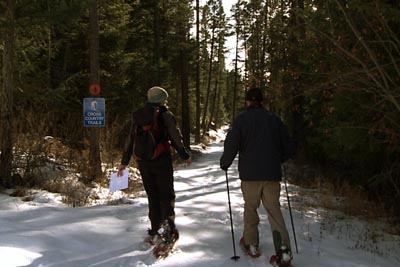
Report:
152,220,179,258
239,237,261,258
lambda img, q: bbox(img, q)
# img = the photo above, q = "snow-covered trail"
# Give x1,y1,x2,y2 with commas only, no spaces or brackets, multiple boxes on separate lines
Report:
1,140,399,267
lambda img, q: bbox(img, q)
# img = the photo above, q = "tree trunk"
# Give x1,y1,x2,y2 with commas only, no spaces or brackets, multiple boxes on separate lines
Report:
207,43,222,132
153,0,161,84
207,65,219,132
0,0,15,188
201,26,215,133
195,0,201,143
232,29,239,122
46,0,52,88
179,29,191,149
289,0,307,159
259,1,269,90
88,0,102,182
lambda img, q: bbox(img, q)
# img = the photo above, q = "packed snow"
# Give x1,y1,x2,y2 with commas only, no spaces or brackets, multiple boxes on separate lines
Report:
1,130,399,267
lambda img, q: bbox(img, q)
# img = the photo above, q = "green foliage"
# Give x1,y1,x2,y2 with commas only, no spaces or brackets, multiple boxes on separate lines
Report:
299,0,400,215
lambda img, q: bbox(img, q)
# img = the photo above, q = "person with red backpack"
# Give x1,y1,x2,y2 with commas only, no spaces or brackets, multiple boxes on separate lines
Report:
118,86,191,252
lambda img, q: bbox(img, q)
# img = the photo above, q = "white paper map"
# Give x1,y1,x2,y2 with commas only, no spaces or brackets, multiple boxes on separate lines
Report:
109,169,129,193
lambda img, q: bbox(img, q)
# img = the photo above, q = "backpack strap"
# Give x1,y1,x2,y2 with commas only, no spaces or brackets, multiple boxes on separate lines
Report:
153,107,160,127
153,106,171,157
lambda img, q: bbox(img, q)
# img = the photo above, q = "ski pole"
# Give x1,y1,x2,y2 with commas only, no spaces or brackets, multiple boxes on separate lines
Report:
282,165,299,254
225,170,240,261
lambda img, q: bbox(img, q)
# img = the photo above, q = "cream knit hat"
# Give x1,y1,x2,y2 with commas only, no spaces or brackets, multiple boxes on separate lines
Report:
147,86,169,103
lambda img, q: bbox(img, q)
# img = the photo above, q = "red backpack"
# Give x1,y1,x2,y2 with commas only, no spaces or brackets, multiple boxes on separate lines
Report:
132,105,170,160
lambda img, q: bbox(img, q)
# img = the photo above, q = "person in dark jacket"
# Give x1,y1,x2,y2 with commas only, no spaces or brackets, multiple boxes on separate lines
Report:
220,87,294,260
118,86,192,242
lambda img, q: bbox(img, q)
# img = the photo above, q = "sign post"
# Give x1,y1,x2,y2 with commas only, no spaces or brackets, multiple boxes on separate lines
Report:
83,97,105,127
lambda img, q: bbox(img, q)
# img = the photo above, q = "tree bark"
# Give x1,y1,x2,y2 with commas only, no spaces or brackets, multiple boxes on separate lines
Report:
289,0,307,159
179,29,191,149
201,26,215,133
0,0,15,188
195,0,201,143
232,28,239,122
88,0,102,182
207,44,222,132
153,0,161,84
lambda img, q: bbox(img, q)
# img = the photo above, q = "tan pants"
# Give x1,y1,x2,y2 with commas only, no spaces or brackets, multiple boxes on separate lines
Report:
241,180,291,251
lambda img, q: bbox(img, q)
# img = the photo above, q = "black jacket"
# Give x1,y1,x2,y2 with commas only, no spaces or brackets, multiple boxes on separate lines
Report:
121,103,190,165
220,105,294,181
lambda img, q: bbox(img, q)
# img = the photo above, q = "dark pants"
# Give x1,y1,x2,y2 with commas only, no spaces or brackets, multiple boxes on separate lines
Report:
138,153,175,232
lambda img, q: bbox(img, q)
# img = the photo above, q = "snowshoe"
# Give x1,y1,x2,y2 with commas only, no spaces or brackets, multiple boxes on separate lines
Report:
269,255,279,267
270,230,293,266
239,237,261,258
152,220,179,258
269,246,293,267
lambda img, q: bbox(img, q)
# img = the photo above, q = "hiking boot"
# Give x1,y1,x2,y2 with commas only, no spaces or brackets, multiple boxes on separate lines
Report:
152,226,179,258
145,229,160,245
239,237,261,258
158,220,177,244
277,246,293,266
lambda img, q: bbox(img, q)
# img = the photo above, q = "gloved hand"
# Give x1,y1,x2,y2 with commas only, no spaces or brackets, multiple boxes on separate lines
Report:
220,165,229,171
117,165,126,177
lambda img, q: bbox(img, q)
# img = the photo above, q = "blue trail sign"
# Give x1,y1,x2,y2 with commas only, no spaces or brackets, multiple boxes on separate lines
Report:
83,98,105,127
